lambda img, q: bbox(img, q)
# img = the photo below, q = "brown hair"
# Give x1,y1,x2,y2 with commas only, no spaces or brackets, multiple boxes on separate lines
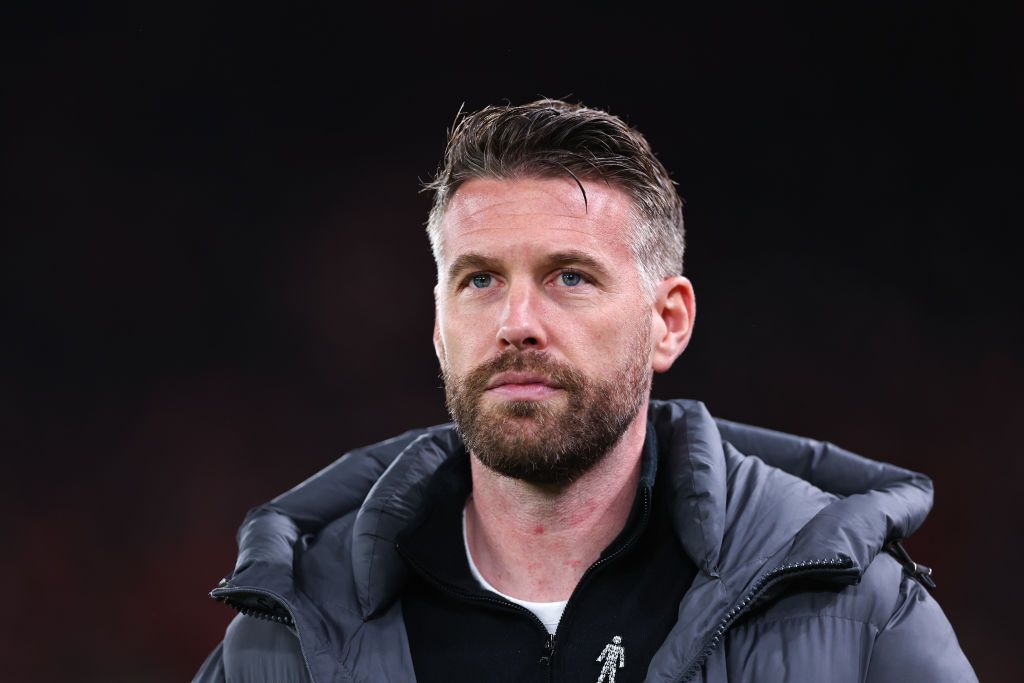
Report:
424,99,685,293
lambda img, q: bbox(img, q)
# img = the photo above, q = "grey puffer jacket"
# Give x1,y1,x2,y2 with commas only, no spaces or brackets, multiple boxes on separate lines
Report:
194,399,976,682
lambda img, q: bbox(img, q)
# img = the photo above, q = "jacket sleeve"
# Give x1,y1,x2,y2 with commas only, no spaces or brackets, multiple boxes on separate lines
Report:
866,576,977,683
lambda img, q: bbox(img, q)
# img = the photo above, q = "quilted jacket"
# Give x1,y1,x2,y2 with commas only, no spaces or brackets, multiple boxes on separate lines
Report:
194,399,976,682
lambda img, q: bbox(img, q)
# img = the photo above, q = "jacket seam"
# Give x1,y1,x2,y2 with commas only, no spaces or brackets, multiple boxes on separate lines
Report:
333,625,361,683
737,612,881,633
877,570,919,634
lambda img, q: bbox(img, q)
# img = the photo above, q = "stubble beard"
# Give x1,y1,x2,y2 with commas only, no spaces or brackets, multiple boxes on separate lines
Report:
442,322,653,486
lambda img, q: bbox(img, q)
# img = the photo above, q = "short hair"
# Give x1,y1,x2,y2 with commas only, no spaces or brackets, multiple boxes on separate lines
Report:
424,99,685,295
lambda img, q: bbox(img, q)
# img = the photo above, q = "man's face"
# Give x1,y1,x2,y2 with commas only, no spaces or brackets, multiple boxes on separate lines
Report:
433,176,658,485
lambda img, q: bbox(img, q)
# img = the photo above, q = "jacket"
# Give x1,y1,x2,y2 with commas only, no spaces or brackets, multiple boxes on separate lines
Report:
193,399,977,682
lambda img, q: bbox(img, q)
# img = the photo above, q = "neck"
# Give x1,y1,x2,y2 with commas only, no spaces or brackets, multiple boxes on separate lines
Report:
464,405,649,602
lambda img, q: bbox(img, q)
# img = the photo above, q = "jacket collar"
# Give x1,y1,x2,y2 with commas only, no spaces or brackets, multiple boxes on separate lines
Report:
654,401,727,577
350,429,456,617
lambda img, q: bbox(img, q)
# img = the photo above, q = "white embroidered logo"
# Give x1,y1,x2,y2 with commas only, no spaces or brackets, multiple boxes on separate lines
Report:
596,635,625,682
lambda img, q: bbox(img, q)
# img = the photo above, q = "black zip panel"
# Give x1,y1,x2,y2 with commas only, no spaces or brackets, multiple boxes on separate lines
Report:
398,485,652,675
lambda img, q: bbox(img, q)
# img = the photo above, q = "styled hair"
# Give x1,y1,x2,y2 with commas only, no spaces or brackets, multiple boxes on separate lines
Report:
424,99,685,294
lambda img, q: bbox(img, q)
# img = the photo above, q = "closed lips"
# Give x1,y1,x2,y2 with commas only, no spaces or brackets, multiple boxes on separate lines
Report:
486,372,560,389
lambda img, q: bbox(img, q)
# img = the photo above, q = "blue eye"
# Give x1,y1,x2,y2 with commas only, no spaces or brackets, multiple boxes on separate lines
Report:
560,271,582,286
471,273,493,288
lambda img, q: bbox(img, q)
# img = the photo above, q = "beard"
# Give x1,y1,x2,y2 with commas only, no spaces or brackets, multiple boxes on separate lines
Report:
441,323,652,486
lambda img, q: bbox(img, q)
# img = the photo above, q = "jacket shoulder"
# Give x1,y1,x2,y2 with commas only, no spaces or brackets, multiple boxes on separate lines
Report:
734,553,976,681
864,561,978,682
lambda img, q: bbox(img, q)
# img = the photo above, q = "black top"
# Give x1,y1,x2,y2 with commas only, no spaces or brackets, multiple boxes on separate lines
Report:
396,424,697,683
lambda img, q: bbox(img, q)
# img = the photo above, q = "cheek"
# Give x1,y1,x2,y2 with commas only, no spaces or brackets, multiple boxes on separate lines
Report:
590,310,653,361
437,316,489,368
434,334,448,371
594,309,643,344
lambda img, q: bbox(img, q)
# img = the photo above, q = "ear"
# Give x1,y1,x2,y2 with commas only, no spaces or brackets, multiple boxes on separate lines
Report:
650,276,696,373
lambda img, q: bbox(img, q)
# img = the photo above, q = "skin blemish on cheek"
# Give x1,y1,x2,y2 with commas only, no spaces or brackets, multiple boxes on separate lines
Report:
532,525,545,535
563,559,584,569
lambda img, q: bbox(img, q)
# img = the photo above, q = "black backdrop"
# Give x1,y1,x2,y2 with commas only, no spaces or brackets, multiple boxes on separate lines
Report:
3,4,1020,681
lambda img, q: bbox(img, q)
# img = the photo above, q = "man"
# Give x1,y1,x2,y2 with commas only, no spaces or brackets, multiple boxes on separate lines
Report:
194,100,976,682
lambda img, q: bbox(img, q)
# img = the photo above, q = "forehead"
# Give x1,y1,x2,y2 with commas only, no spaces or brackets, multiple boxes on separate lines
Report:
439,176,636,265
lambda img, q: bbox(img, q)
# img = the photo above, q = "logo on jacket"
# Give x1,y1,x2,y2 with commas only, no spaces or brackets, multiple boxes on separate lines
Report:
596,635,625,682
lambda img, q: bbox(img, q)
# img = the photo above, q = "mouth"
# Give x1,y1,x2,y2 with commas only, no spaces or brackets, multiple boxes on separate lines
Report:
486,371,560,390
484,371,562,400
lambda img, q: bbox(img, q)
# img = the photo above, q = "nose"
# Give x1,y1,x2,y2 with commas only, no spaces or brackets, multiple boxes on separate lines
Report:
496,281,547,351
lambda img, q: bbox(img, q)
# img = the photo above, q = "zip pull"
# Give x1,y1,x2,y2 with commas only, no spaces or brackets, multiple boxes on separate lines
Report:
539,633,556,666
886,540,937,591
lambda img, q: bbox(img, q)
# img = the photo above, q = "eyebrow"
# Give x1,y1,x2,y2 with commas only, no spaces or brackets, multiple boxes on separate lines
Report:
447,253,502,284
446,249,612,285
544,250,612,282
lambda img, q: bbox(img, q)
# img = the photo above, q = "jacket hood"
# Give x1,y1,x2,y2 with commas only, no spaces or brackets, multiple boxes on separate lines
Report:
653,400,933,578
210,399,934,682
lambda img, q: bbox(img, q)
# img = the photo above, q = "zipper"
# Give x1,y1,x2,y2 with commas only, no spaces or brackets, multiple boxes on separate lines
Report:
554,485,651,628
542,484,651,671
403,558,565,682
398,485,652,676
212,581,319,683
539,633,556,666
675,555,855,683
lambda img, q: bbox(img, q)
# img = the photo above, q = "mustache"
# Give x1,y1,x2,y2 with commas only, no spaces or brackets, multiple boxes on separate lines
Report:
458,351,587,396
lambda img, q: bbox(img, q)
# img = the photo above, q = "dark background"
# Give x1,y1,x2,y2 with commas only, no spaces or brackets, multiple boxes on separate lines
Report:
3,3,1020,681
